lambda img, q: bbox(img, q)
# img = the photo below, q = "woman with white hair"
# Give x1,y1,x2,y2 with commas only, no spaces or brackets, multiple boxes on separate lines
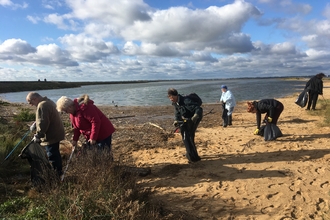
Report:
56,94,115,152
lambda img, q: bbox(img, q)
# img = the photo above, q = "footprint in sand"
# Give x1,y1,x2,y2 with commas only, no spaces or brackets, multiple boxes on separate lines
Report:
266,192,281,200
261,205,274,214
320,181,329,188
289,177,303,191
315,166,326,174
316,198,329,212
292,191,305,202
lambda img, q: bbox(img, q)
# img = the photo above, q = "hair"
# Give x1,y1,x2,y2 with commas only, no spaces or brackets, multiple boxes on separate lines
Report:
221,85,227,90
316,73,326,78
247,101,256,113
56,96,74,112
167,88,178,96
26,92,42,101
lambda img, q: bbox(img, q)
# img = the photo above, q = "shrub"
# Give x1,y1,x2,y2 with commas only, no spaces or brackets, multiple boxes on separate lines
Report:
13,108,35,122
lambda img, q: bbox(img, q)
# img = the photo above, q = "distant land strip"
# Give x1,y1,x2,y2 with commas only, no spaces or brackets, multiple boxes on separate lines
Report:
0,80,154,93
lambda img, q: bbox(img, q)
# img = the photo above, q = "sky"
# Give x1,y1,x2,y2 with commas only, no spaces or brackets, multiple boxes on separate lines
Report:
0,0,329,82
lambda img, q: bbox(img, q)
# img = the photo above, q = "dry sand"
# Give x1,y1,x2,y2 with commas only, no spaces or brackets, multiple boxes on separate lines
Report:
100,81,330,219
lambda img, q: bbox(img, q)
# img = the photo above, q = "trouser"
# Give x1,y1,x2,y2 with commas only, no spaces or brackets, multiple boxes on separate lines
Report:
222,106,234,127
45,142,63,176
307,90,319,110
265,102,284,125
97,134,113,152
180,117,202,162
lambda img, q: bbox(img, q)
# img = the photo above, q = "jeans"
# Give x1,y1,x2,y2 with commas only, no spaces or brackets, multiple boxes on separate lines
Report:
45,142,63,176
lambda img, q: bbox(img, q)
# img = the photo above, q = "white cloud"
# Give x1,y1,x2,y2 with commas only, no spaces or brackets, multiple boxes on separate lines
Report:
59,34,119,61
0,39,36,55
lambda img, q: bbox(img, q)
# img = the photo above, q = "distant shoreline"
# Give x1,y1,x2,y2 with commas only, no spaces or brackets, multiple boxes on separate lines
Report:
0,76,309,93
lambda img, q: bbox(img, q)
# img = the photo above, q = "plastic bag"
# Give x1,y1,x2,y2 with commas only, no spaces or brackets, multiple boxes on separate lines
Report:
295,89,308,108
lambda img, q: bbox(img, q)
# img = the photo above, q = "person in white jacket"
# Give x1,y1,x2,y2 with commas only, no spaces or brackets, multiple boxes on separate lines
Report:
219,85,236,127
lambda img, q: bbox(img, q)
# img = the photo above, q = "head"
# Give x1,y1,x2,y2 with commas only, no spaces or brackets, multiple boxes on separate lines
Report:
26,92,42,107
221,85,227,92
167,88,178,103
56,96,75,114
247,101,257,113
316,72,326,79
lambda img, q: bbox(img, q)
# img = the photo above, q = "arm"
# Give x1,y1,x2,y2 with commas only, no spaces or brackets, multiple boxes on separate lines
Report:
256,112,261,129
35,102,51,138
82,105,101,141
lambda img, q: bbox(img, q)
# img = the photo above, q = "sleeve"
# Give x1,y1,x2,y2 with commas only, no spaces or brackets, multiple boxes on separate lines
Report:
36,103,51,138
319,80,323,94
71,120,81,142
220,93,224,102
82,105,101,141
256,112,261,129
305,79,310,90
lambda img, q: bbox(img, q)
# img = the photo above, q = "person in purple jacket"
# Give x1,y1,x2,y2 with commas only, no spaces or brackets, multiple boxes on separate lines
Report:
247,99,284,135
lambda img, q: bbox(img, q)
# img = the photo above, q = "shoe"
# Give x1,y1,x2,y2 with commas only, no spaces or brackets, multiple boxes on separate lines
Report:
305,108,310,110
311,109,315,111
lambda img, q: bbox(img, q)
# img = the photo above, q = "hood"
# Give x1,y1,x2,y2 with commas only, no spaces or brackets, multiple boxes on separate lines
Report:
75,94,94,111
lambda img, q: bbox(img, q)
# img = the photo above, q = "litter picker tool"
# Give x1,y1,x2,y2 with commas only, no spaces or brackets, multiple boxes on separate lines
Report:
2,130,30,163
61,145,75,182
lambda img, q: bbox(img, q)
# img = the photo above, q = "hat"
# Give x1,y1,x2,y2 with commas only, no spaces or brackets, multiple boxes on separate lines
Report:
221,85,227,89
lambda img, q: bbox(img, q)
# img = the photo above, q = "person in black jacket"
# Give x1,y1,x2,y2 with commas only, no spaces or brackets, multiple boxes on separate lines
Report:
305,73,326,110
168,88,202,163
247,99,284,135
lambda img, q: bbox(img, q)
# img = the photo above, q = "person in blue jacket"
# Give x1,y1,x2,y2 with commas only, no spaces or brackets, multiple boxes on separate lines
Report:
219,85,236,127
247,99,284,135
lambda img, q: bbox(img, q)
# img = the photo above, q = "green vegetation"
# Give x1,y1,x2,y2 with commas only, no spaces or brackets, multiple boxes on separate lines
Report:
0,103,185,220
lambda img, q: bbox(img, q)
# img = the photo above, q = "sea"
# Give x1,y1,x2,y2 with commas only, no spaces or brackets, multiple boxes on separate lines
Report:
0,78,307,106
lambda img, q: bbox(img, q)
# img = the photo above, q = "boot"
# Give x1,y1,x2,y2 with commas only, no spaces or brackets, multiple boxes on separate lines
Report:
223,116,228,127
228,115,232,126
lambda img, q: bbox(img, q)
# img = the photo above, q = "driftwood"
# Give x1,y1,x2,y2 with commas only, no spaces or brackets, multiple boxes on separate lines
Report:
144,122,165,131
109,115,135,119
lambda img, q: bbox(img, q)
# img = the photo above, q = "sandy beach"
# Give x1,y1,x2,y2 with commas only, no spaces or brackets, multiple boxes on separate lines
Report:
3,80,330,219
96,80,330,219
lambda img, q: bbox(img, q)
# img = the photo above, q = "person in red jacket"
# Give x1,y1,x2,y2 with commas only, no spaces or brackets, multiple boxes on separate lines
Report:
56,94,115,152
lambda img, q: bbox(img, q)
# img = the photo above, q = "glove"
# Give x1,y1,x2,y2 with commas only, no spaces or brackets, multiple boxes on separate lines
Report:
173,121,179,127
253,128,259,135
267,117,272,123
191,114,199,123
30,122,36,131
33,134,41,143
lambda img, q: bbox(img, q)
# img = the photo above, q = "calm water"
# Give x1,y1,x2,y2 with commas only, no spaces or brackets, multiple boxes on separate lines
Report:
0,78,306,106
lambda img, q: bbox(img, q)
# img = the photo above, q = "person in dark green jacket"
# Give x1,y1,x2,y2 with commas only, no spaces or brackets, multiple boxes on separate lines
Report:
168,88,202,163
247,99,284,135
305,73,326,110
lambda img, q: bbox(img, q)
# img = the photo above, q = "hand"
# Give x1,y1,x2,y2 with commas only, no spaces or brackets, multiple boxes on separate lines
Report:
173,120,179,127
29,122,36,131
71,140,77,147
267,117,272,123
88,139,96,145
33,134,41,143
191,114,199,123
253,128,259,135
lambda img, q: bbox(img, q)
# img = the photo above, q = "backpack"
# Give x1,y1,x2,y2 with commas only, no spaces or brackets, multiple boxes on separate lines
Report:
184,93,202,106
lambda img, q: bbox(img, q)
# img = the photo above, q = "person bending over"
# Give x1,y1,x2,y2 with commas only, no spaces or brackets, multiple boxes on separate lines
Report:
26,92,65,177
168,88,203,163
56,94,115,154
247,99,284,135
